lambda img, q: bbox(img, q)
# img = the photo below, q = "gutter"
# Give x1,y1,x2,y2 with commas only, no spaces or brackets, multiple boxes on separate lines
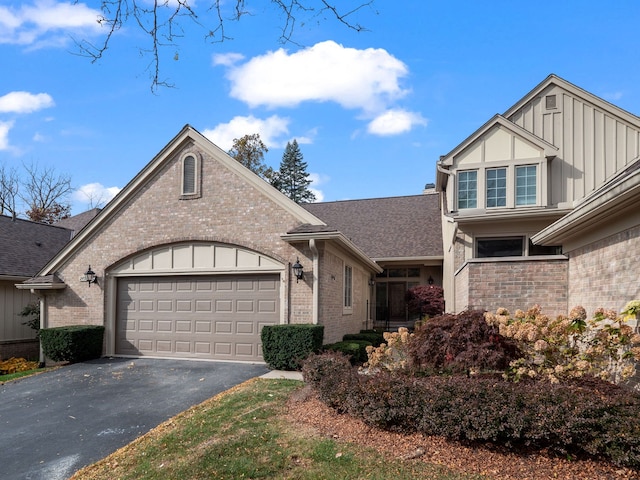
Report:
282,231,382,273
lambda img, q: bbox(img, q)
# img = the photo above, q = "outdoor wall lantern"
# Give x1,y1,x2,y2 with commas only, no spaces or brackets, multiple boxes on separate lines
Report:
368,278,375,287
428,275,434,285
83,265,98,287
292,258,304,283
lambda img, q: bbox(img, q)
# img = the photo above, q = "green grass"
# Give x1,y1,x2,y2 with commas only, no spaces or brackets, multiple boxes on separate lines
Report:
72,379,486,480
0,368,45,383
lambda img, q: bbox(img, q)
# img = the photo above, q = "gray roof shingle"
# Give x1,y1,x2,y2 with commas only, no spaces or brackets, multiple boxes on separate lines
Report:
302,194,442,259
0,215,73,277
54,208,101,236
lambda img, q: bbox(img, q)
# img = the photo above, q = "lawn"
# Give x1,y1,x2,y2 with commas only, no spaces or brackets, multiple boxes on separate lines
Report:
70,378,485,480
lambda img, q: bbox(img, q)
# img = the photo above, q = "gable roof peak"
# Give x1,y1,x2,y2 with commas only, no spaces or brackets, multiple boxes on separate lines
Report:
504,74,640,126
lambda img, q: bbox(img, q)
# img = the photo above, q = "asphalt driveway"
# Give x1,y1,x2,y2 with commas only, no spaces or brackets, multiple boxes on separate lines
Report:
0,357,269,480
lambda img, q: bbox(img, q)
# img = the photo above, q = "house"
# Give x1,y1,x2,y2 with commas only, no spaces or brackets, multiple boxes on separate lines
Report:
20,126,382,363
1,210,100,360
303,193,442,328
436,74,640,316
21,74,640,365
0,216,73,359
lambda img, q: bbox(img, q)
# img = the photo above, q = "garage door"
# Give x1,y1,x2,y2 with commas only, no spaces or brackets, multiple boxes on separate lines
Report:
116,274,279,361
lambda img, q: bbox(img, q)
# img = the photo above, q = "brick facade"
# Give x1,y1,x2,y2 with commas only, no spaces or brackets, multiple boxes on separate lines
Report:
567,225,640,315
318,244,371,344
41,133,374,351
455,257,568,316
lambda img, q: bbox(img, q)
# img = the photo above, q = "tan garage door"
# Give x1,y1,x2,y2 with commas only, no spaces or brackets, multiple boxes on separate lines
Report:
116,275,279,361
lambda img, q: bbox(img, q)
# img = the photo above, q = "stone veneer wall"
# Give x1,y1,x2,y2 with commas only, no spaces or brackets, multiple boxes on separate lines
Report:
567,225,640,315
455,257,569,316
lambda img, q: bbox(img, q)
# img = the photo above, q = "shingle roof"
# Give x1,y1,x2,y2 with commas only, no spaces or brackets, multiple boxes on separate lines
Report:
302,194,443,259
54,208,101,236
0,216,73,277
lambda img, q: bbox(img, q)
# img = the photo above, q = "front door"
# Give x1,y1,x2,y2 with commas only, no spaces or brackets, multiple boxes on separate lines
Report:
388,282,407,323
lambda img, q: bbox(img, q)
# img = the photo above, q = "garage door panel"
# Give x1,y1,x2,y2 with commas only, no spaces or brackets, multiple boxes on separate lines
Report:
116,274,279,361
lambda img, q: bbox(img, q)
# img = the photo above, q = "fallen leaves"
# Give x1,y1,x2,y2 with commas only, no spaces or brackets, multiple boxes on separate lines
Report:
0,357,38,375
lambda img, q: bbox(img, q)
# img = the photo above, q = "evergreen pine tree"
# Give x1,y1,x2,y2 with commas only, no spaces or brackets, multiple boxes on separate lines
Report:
277,140,316,204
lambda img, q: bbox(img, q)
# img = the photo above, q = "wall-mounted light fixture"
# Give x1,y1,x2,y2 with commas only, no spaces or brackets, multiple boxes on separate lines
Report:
292,258,304,283
83,265,98,287
428,275,434,285
368,278,375,287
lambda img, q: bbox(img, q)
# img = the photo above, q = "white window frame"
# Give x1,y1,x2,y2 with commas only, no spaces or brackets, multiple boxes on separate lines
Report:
454,160,544,211
457,169,478,209
486,167,507,208
515,165,537,206
343,264,353,313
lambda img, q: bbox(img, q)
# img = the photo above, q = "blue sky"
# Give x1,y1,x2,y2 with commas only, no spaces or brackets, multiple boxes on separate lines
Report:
2,1,640,215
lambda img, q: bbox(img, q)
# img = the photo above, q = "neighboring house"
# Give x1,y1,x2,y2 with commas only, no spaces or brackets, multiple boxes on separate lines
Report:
21,126,381,363
303,193,442,328
436,74,640,316
0,216,73,360
55,208,102,237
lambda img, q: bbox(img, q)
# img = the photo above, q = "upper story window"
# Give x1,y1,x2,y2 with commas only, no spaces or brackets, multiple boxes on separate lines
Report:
486,168,506,207
344,264,353,310
516,165,536,205
457,164,539,210
457,170,477,209
180,153,201,199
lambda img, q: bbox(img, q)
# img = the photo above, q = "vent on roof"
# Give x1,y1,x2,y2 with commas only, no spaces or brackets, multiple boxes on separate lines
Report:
545,94,557,110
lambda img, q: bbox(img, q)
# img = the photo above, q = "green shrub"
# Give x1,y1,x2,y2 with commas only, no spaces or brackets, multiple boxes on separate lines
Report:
304,352,640,469
40,325,105,363
324,340,371,364
261,324,324,370
343,330,385,347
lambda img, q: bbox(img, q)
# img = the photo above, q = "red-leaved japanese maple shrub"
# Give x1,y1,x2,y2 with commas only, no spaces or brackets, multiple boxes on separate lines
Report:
405,285,445,318
408,310,521,374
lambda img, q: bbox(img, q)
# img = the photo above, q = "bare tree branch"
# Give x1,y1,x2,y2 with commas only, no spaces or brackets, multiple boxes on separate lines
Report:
0,164,20,218
20,163,73,224
72,1,375,92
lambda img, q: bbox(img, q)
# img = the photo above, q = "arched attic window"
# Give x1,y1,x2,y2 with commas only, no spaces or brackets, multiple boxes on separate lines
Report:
180,153,201,198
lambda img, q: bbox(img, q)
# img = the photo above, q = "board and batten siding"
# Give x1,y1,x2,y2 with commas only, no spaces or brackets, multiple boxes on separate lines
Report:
0,281,37,341
508,86,640,207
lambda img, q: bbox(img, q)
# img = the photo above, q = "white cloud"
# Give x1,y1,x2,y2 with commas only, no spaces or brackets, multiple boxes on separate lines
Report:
219,40,409,113
367,109,428,136
0,1,103,47
202,115,291,150
0,91,54,113
308,172,329,203
73,182,121,207
212,52,245,67
0,120,14,150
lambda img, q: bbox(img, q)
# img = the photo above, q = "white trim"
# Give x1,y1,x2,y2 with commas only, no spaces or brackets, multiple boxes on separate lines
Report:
180,151,201,197
309,239,319,325
343,263,353,314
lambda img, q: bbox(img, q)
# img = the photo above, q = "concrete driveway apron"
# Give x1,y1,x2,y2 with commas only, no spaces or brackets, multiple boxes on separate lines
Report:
0,357,269,480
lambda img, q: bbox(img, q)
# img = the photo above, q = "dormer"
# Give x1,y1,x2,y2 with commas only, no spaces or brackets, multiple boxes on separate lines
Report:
438,115,557,216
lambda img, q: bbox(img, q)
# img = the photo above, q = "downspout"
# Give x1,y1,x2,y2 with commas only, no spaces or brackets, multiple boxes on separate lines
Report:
33,290,46,366
309,239,319,325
